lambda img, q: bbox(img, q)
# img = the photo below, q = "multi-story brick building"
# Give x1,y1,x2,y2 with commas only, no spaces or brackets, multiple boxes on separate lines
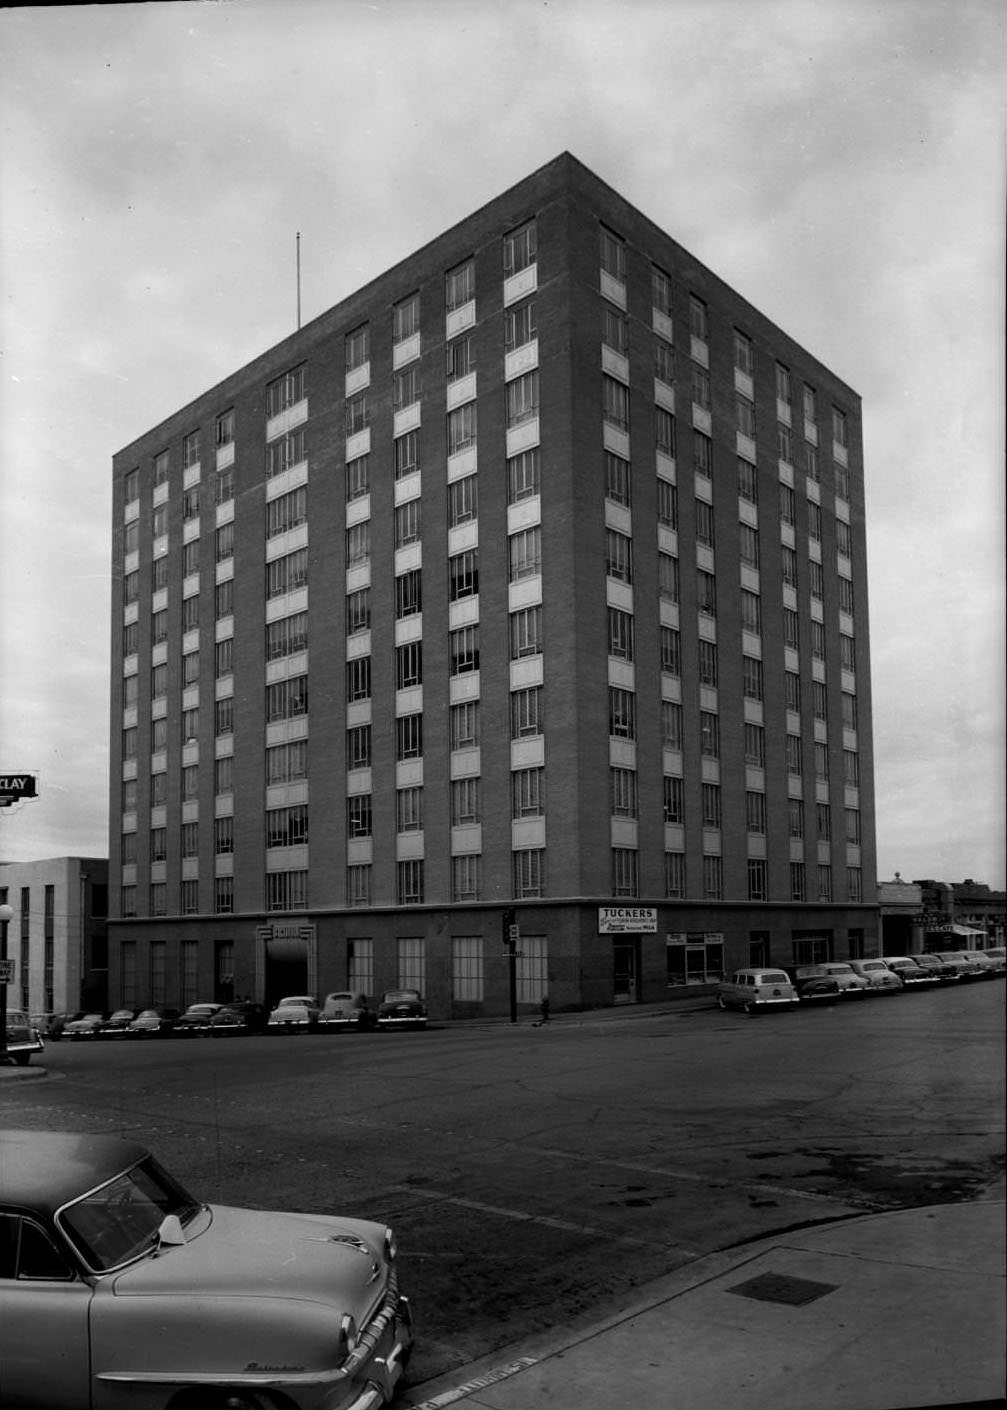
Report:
107,152,878,1017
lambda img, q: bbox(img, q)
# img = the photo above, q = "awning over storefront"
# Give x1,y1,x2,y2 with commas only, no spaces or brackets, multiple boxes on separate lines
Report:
935,924,987,938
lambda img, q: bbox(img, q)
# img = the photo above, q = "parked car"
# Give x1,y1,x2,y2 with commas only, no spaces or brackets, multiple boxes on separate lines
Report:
172,1002,222,1036
42,1010,87,1041
377,988,428,1028
847,959,904,993
268,994,321,1031
320,990,378,1031
127,1007,180,1037
208,1001,270,1035
912,953,960,982
953,950,1000,978
819,962,870,997
64,1012,108,1040
934,950,988,980
782,965,841,1004
0,1129,413,1410
2,1012,45,1066
716,968,799,1013
982,946,1006,973
882,957,938,986
98,1008,139,1038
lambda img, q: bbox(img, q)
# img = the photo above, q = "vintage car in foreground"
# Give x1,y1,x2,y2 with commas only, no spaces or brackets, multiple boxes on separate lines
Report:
0,1130,413,1410
268,994,321,1031
1,1012,45,1066
320,992,379,1031
377,989,428,1029
716,968,799,1013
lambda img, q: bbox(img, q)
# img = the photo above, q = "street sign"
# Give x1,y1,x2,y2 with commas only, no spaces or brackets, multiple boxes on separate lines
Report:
0,959,15,985
0,774,37,808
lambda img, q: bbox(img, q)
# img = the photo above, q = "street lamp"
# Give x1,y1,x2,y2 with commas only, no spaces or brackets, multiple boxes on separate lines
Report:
0,901,14,1057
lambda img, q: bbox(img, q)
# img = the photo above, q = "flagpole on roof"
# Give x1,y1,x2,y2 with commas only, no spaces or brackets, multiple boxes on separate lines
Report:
296,232,301,331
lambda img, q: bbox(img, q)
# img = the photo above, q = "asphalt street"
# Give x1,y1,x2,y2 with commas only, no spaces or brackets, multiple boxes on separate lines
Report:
3,980,1004,1387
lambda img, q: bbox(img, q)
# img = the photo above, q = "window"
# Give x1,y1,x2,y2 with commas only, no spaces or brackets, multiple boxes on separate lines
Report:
742,655,763,701
266,366,305,418
347,795,372,838
395,568,422,619
803,384,817,429
346,656,371,702
655,407,677,456
656,478,677,528
817,802,832,839
817,865,833,902
738,459,758,504
347,724,371,769
152,503,169,539
150,827,167,864
448,474,478,527
267,486,307,538
396,787,423,833
789,798,804,838
836,519,852,560
124,520,138,556
652,265,672,316
695,438,713,485
448,550,477,601
346,521,370,565
182,650,199,686
664,852,686,899
612,848,639,898
611,768,638,818
151,662,167,699
508,448,540,502
692,365,711,410
653,549,680,607
394,431,419,480
508,528,541,582
397,861,424,906
345,392,369,437
809,559,824,600
450,700,480,750
663,775,684,824
124,467,139,503
605,529,632,583
746,791,766,835
265,740,307,784
808,500,823,542
183,485,200,521
346,454,369,503
689,296,708,341
215,579,233,620
811,619,826,660
748,858,767,901
445,259,474,312
214,637,233,679
832,406,848,448
266,804,309,848
602,304,628,354
839,576,855,615
504,299,536,351
734,330,753,375
736,396,756,439
655,339,675,386
153,450,170,486
784,608,800,649
507,371,540,426
700,711,720,759
806,444,819,483
267,429,306,479
394,498,421,547
785,670,801,712
266,547,308,599
182,764,199,800
214,467,234,505
841,691,858,731
776,363,791,405
392,293,420,344
608,608,634,661
661,700,682,749
122,725,137,759
845,807,861,844
347,867,371,907
180,879,199,915
780,482,795,525
609,687,636,739
265,611,308,662
266,675,308,723
446,334,475,383
123,674,139,710
847,868,862,902
396,641,423,689
396,714,423,761
214,697,233,737
606,452,631,506
215,411,234,449
345,324,369,371
602,376,629,430
451,777,480,826
698,639,718,687
510,606,542,658
697,570,717,617
510,686,541,738
599,225,626,280
266,871,308,912
214,817,233,855
346,587,370,635
451,935,483,1001
152,716,168,753
149,883,167,917
740,589,761,634
703,855,722,900
214,756,233,796
181,706,199,743
513,848,545,899
813,680,828,722
745,723,765,766
835,462,850,501
124,570,139,605
512,767,544,818
182,539,199,576
393,364,421,411
738,523,759,569
695,499,715,548
449,625,479,675
786,734,802,775
503,220,536,277
790,863,806,902
660,626,681,674
844,749,860,787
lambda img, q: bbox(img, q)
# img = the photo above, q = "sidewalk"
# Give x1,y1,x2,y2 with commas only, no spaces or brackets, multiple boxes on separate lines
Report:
401,1199,1006,1410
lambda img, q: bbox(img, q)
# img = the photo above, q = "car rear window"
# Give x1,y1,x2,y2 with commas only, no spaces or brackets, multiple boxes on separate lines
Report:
759,972,789,984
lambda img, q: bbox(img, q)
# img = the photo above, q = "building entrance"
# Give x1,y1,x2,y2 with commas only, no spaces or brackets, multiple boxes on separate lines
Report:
613,938,640,1003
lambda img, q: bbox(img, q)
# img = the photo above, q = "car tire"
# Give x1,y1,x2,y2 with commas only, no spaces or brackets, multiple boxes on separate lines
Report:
743,1001,758,1015
12,1052,31,1066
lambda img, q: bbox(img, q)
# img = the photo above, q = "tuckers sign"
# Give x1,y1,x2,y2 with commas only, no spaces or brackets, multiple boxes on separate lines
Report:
0,775,37,799
598,905,658,934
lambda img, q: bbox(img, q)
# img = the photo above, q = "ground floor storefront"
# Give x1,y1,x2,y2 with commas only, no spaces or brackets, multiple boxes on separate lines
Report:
107,899,880,1020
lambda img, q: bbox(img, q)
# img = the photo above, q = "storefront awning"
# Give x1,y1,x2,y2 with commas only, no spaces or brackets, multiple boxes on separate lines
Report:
942,923,987,938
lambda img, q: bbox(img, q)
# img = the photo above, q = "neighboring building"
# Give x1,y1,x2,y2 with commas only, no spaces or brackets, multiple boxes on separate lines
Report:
107,152,878,1017
0,857,109,1020
914,878,1006,951
877,874,923,955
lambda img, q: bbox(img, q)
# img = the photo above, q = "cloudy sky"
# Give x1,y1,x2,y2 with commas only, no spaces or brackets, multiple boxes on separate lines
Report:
1,0,1004,886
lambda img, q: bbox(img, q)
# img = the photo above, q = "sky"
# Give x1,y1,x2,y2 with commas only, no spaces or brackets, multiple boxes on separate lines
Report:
0,0,1004,887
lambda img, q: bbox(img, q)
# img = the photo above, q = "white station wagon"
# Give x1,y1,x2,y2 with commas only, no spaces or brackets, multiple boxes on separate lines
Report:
716,968,799,1013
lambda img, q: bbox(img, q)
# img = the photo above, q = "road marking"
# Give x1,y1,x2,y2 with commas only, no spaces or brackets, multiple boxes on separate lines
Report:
406,1356,538,1408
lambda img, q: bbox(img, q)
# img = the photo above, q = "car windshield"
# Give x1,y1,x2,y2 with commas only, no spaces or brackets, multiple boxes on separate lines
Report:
384,990,418,1002
60,1157,202,1273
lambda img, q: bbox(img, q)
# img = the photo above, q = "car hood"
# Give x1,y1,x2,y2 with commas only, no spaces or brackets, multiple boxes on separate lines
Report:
111,1204,387,1312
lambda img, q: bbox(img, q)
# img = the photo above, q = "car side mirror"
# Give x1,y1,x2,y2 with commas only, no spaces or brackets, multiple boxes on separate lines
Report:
156,1214,186,1248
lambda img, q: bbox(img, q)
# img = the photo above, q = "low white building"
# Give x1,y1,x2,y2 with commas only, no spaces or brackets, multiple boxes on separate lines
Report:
0,857,108,1020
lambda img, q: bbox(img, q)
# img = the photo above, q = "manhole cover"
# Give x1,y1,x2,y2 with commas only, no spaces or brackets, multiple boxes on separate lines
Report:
726,1271,838,1306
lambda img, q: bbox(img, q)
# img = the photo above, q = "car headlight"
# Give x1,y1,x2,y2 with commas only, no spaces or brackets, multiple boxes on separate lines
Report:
339,1312,359,1355
383,1226,397,1262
